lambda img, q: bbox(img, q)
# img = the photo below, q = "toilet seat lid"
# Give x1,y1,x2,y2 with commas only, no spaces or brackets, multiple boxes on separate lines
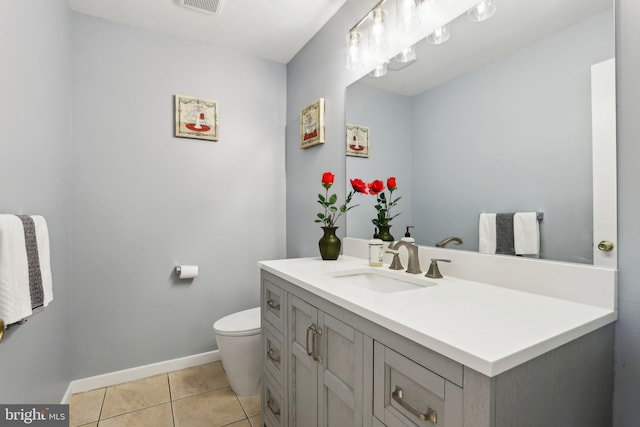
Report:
213,307,261,337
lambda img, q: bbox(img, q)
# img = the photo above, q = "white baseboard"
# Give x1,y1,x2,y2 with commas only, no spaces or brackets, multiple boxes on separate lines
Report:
61,350,220,403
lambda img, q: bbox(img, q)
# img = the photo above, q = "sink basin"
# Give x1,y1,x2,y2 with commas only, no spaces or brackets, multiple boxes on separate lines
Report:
328,268,436,293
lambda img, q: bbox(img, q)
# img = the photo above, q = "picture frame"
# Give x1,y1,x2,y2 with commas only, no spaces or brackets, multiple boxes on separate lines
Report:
346,123,369,158
300,98,325,148
175,94,219,141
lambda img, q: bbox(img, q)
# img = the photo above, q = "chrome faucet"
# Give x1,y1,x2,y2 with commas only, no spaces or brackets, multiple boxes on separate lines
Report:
435,236,463,248
388,241,422,274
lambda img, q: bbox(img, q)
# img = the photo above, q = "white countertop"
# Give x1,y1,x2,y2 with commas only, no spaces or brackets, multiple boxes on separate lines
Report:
259,256,617,377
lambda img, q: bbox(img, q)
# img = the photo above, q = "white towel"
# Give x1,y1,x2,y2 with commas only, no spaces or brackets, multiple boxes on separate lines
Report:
513,212,540,256
0,214,53,325
478,213,496,254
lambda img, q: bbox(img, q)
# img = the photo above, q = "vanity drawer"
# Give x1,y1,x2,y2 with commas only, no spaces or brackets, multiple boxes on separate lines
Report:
374,342,462,427
264,322,285,387
263,372,286,427
262,278,286,333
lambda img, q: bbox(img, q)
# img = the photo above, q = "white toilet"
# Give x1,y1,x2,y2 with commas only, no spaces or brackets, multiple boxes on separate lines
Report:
213,306,262,396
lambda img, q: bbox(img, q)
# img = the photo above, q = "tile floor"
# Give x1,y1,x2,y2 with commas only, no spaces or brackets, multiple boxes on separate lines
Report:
68,361,261,427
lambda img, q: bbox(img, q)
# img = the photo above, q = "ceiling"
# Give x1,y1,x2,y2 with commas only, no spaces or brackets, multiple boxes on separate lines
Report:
360,0,613,96
67,0,347,64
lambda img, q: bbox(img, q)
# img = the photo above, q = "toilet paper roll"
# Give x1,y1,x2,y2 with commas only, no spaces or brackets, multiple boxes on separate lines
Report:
176,265,199,279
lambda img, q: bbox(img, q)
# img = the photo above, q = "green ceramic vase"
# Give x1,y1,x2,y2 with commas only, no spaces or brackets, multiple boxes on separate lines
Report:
377,225,394,242
319,226,341,260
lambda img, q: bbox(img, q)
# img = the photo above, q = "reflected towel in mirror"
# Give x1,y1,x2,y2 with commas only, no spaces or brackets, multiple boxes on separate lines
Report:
479,212,540,257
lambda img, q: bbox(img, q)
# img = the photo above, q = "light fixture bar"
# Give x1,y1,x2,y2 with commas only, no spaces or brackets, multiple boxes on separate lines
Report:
349,0,387,32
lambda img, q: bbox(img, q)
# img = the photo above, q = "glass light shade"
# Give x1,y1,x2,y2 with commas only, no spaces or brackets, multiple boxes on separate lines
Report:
468,0,496,22
368,7,387,53
369,62,388,78
346,29,363,70
395,46,416,63
396,0,418,32
426,25,450,45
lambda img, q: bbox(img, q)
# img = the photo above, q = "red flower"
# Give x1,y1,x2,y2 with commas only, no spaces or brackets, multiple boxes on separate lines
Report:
368,177,401,228
367,179,385,195
321,172,335,189
316,172,365,227
387,177,397,191
350,178,368,194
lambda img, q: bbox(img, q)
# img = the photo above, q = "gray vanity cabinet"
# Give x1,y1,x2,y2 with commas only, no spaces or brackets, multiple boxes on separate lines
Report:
288,294,364,427
261,269,614,427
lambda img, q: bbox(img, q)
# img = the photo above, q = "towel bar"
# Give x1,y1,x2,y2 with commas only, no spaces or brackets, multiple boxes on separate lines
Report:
479,212,543,221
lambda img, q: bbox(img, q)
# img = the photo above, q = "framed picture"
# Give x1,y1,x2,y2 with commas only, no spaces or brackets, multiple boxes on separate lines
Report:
300,98,325,148
175,94,219,141
346,124,369,157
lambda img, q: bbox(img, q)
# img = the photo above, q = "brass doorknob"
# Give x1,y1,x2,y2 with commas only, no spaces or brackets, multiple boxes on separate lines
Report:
597,240,615,252
0,320,5,343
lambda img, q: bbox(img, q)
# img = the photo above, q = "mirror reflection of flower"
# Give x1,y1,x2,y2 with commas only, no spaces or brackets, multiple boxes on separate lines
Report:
367,177,401,228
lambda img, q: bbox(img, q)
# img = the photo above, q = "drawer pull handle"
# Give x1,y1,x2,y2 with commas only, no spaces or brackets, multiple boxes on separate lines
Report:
267,349,281,365
392,386,438,424
312,325,322,363
267,299,280,311
267,399,281,418
306,324,315,357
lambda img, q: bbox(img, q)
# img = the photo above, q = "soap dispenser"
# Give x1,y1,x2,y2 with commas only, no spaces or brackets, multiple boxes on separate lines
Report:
369,228,384,267
401,226,415,244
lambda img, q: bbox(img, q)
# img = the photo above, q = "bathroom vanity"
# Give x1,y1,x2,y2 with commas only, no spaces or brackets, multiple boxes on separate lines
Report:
259,251,616,427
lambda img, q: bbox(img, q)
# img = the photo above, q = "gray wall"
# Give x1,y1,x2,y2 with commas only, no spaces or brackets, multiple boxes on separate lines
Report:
614,1,640,426
411,10,613,263
70,14,286,378
345,83,413,240
287,0,640,425
0,0,73,403
286,0,375,258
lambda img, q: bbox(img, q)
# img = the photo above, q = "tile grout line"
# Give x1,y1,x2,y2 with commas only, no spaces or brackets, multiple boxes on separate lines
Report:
96,401,172,423
96,387,107,425
235,393,251,424
167,374,176,427
170,384,232,403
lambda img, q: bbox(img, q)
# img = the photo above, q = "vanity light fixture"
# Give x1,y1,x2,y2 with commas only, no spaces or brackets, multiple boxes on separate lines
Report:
346,29,363,70
346,0,389,71
467,0,496,22
426,25,450,45
369,62,388,77
369,6,387,53
347,0,421,74
397,0,419,32
394,46,416,63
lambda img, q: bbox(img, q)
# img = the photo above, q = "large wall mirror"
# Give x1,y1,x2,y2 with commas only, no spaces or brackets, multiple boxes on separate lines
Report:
345,0,615,265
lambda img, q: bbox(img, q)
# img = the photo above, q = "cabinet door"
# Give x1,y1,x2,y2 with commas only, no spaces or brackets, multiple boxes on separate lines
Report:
288,295,319,427
317,312,364,427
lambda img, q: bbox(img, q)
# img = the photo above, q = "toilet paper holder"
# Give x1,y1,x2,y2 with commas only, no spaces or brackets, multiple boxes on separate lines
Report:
174,265,199,279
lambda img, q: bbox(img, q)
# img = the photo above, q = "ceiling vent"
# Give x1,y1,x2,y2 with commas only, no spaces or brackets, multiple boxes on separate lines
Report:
179,0,223,15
